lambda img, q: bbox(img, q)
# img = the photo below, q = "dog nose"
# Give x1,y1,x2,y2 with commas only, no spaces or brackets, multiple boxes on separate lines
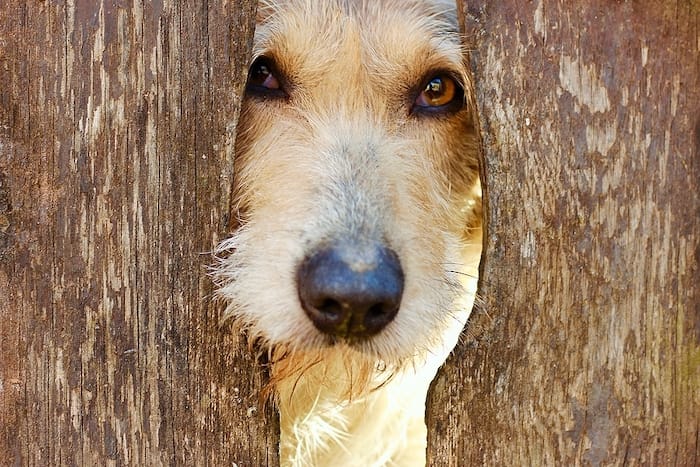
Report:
297,243,404,338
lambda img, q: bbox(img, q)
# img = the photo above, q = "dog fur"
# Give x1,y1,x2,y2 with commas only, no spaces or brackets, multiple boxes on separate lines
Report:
214,0,482,465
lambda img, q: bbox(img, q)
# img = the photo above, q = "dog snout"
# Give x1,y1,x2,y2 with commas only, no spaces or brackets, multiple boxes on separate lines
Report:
297,242,404,339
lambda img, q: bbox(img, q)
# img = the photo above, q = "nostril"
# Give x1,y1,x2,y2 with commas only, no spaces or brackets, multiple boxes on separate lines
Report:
365,303,395,327
368,303,393,318
318,299,343,320
297,242,404,338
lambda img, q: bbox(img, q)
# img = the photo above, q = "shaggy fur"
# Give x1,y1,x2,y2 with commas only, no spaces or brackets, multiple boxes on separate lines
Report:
214,0,482,465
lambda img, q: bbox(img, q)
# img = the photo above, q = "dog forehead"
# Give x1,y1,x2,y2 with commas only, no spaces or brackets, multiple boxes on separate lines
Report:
256,0,457,28
254,0,463,83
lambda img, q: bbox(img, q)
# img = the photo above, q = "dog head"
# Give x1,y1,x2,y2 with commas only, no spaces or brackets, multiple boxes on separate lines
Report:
215,0,480,366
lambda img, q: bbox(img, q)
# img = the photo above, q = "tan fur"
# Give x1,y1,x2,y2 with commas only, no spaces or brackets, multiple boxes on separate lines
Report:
215,0,482,464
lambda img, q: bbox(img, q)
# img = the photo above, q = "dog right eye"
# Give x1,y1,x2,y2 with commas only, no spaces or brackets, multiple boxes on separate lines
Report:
412,74,464,116
247,57,284,96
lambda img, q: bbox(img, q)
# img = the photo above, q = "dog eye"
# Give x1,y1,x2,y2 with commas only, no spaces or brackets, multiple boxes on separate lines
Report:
247,57,282,94
414,75,463,112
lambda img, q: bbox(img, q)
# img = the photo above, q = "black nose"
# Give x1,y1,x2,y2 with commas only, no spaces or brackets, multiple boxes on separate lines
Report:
296,242,404,338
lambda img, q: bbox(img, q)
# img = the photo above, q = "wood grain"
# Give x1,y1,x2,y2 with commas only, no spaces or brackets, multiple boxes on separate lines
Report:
0,1,279,464
428,1,700,465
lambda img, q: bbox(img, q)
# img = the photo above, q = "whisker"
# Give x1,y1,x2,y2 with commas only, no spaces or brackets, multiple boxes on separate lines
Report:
445,269,479,279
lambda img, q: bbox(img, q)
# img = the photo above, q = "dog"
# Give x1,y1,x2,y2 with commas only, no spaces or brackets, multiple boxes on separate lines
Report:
214,0,482,464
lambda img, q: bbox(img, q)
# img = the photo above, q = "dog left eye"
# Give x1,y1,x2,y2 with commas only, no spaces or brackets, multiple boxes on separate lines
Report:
414,75,463,111
247,56,282,94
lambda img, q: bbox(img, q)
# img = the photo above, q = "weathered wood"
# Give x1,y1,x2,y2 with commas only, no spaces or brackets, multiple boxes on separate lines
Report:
428,0,700,464
0,0,279,465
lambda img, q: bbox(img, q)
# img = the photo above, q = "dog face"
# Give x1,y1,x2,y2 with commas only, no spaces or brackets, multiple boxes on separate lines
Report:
216,0,480,365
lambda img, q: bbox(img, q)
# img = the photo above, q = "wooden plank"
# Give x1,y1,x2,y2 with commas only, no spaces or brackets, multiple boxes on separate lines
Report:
0,0,279,464
428,1,700,464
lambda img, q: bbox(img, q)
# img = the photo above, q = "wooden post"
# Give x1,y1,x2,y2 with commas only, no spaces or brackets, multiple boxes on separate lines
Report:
0,0,279,464
428,1,700,464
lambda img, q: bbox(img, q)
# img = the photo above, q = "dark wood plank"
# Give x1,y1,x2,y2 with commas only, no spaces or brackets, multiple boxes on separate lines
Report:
429,1,700,464
0,1,279,464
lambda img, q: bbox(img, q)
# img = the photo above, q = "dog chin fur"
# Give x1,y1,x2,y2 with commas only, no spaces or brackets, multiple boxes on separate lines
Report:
214,0,482,465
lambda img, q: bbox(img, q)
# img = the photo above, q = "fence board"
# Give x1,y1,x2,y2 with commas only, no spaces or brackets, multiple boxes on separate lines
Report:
0,1,279,464
428,1,700,464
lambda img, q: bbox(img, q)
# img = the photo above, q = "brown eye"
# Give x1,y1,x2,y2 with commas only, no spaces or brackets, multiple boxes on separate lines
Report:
247,57,283,95
414,75,462,111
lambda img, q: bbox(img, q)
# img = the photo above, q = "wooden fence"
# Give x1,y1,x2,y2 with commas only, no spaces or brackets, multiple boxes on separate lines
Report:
429,2,700,464
1,1,698,465
0,1,276,464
